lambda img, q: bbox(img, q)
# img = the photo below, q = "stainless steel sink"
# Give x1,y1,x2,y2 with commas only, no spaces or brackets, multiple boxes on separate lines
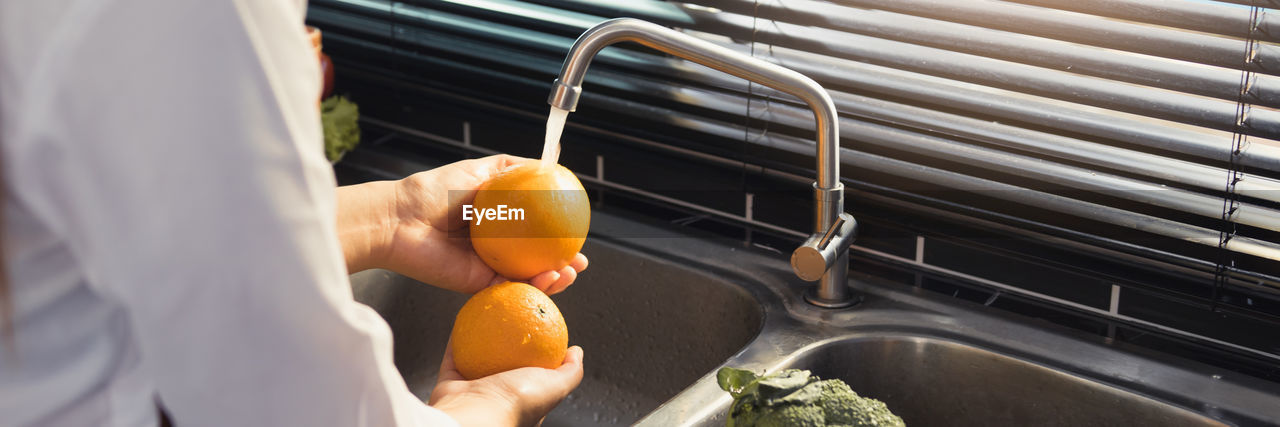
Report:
340,153,1280,427
593,218,1280,427
348,208,1280,427
350,237,764,426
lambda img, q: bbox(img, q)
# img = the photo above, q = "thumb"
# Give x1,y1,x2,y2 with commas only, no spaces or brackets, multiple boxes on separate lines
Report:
541,346,584,395
539,346,585,411
532,346,584,403
498,346,584,426
558,346,584,376
468,154,527,182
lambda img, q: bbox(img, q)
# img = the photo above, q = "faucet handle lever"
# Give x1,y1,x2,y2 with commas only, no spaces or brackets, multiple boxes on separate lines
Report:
791,213,858,282
816,215,847,250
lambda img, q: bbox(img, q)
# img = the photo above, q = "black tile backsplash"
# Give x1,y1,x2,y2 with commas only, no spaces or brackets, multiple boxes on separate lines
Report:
987,297,1112,337
919,276,996,305
923,238,1113,310
850,256,918,287
1119,287,1280,356
853,219,919,260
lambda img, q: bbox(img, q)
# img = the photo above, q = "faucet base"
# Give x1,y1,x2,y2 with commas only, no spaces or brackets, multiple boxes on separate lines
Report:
804,287,862,308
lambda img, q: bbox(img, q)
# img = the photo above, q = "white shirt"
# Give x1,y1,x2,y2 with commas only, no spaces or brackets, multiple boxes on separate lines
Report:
0,0,458,425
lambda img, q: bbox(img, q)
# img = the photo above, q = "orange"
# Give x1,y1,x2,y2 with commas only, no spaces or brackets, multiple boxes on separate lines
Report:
469,160,590,280
451,281,569,380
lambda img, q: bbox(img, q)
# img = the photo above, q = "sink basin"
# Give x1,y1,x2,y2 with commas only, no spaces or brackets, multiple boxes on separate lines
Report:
780,336,1227,427
350,238,764,426
338,151,1279,427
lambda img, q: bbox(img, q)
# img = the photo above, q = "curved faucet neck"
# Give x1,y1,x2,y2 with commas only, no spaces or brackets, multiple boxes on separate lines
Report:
548,18,841,191
549,18,855,307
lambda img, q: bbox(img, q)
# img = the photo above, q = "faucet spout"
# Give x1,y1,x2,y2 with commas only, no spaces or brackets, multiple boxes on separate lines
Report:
549,18,856,308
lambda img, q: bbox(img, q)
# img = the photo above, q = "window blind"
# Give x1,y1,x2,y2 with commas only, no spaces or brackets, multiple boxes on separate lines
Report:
308,0,1280,358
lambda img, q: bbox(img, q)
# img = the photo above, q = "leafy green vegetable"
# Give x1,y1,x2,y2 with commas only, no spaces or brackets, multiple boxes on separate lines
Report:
763,379,824,407
717,367,905,427
321,95,360,162
756,369,813,397
718,367,761,398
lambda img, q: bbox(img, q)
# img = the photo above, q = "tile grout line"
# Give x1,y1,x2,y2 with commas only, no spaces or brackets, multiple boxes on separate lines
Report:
462,121,471,146
744,193,755,246
1109,284,1121,339
915,235,926,287
596,155,605,181
594,155,605,208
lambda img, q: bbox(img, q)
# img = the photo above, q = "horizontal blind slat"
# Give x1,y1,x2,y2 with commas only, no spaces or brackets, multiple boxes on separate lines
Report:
656,50,1280,201
612,36,1280,203
1007,0,1280,43
578,58,1280,233
683,0,1280,108
571,3,1280,141
824,0,1280,76
1211,0,1280,9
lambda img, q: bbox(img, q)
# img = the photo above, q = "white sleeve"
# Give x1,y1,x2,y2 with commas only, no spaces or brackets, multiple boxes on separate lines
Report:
9,0,456,425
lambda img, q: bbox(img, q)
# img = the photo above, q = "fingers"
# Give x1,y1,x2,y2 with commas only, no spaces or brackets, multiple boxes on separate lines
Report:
528,267,573,296
522,253,586,294
546,253,587,295
544,266,575,295
569,253,588,272
560,346,584,371
534,346,585,410
549,346,585,398
527,270,561,293
437,339,460,381
453,244,503,294
397,235,500,295
462,346,583,426
526,253,589,295
467,250,586,296
527,269,568,295
433,154,532,230
513,346,584,417
466,154,529,181
431,338,465,406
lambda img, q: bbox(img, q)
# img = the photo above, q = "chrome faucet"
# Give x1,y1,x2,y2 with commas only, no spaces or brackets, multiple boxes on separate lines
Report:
548,18,857,308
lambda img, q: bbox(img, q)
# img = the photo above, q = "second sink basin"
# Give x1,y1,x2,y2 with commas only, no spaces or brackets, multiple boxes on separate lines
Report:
782,336,1228,427
350,238,763,426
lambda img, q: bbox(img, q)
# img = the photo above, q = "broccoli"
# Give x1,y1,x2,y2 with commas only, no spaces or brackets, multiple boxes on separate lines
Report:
718,367,905,427
321,95,360,163
817,379,903,426
749,401,826,427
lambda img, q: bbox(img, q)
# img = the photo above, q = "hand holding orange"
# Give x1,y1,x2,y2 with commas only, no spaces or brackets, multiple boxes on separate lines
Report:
452,159,586,379
468,160,590,281
451,281,569,380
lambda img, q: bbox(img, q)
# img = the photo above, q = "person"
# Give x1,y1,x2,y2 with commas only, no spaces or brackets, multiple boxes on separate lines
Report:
0,0,586,426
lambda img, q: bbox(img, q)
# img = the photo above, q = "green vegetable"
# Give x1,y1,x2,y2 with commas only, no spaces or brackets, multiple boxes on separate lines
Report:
717,367,905,427
321,95,360,162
